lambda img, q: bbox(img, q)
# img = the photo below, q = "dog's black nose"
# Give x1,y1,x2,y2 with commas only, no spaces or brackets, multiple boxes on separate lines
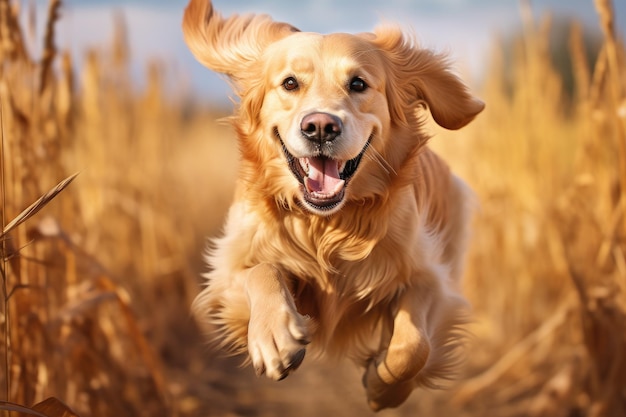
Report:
300,112,343,143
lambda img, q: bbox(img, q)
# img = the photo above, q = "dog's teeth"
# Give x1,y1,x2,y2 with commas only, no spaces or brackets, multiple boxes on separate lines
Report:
299,158,309,175
339,161,346,173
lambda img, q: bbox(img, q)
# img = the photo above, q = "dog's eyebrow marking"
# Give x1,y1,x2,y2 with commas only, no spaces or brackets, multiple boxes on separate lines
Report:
289,56,315,75
349,48,380,59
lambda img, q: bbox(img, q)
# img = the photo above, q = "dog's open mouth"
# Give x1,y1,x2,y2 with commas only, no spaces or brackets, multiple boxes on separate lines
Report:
280,138,370,212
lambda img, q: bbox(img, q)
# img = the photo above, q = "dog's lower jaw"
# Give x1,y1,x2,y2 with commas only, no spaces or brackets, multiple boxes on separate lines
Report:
297,187,346,216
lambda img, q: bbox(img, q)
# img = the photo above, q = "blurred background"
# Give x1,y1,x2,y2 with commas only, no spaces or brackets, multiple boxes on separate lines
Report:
1,0,625,416
50,0,626,97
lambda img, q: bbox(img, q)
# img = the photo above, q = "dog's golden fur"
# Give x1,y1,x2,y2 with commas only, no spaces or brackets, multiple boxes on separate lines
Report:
183,0,484,410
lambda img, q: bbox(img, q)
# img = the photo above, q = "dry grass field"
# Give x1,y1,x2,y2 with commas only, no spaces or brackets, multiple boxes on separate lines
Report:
0,0,625,416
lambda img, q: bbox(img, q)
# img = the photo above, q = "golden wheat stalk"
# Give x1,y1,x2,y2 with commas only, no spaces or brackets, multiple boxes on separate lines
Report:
1,172,78,238
569,22,591,104
594,0,626,217
39,0,61,94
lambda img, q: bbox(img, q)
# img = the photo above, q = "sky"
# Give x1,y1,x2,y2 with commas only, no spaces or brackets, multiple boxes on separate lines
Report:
31,0,626,103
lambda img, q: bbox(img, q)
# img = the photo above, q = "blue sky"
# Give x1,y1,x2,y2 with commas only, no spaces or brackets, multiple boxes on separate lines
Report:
37,0,626,102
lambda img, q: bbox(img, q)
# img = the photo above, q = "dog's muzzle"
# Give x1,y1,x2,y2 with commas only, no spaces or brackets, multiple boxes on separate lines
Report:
279,131,371,213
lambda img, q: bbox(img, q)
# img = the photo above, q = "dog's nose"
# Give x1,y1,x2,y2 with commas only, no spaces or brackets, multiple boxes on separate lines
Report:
300,112,343,143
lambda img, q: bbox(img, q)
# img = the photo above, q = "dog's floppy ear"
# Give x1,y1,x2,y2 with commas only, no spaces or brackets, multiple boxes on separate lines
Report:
370,26,484,130
182,0,299,84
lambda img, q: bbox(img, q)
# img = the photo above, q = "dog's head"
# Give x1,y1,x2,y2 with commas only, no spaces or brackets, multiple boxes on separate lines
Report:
183,0,484,215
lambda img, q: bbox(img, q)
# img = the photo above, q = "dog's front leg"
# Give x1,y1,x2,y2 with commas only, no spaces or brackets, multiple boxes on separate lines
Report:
245,263,311,381
363,284,432,411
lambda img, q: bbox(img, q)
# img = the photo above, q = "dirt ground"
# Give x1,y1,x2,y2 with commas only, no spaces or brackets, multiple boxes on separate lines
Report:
164,317,460,417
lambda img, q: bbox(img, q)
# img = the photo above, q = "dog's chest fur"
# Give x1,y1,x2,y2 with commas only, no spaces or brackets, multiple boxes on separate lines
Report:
230,189,435,357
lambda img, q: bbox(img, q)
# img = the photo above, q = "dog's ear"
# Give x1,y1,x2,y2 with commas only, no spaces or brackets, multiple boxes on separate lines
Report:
370,26,484,130
182,0,299,85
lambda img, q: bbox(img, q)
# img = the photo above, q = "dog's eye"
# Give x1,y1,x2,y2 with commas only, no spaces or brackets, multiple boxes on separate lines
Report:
349,77,367,93
282,77,299,91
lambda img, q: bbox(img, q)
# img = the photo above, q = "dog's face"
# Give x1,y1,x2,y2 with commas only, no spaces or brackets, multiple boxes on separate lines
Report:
183,0,484,215
259,33,390,214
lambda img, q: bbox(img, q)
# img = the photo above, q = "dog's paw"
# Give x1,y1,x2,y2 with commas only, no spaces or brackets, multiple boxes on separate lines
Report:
362,359,415,411
247,301,311,381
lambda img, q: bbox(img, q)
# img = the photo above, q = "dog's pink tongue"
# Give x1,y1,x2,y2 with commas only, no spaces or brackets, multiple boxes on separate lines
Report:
305,157,344,195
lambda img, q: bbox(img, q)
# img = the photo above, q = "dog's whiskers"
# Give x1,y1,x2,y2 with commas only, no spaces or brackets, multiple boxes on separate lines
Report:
364,146,397,177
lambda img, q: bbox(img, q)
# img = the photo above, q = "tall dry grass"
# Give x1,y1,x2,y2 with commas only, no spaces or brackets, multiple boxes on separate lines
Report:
0,0,624,416
431,0,626,415
0,1,235,416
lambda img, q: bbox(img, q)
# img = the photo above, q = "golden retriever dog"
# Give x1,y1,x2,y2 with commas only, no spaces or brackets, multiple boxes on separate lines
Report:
183,0,484,410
